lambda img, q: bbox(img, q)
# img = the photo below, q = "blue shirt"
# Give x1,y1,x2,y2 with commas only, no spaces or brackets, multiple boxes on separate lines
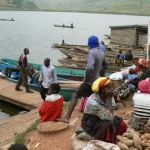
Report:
119,54,124,60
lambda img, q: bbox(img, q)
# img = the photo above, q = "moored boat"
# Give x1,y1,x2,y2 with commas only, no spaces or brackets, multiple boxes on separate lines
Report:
0,58,85,81
0,61,79,101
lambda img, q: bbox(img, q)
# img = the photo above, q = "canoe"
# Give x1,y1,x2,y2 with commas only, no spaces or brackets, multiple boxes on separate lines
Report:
0,62,78,101
54,25,74,28
0,58,85,81
0,18,15,21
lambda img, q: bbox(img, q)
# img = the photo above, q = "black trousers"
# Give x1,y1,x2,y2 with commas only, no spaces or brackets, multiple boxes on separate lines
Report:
40,85,48,100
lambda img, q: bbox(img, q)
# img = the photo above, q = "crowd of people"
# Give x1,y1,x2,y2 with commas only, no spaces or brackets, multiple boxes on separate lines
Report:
3,35,150,147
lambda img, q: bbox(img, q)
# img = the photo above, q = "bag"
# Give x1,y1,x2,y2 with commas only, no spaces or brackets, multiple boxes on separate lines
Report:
78,97,87,112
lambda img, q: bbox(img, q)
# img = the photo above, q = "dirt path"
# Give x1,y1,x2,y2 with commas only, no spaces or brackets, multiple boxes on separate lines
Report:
25,101,133,150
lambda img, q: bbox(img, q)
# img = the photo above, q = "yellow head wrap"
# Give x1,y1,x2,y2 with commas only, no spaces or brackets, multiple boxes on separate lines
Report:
92,77,110,93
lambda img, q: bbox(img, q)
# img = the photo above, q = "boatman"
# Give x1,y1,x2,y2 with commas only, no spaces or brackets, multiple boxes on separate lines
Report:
15,48,32,93
58,35,104,123
39,58,58,100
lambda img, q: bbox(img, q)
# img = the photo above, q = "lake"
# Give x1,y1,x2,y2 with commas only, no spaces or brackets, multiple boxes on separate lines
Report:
0,11,150,65
0,11,150,120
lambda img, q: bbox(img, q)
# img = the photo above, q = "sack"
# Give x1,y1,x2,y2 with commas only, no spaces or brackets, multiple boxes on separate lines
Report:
78,97,87,112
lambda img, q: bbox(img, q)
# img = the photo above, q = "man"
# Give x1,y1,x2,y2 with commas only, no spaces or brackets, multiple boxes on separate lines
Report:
99,41,108,76
58,35,104,123
39,58,58,100
100,41,106,56
15,48,32,93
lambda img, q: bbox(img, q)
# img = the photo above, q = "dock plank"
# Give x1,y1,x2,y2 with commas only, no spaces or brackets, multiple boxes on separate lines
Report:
0,78,42,110
0,78,42,148
0,109,39,146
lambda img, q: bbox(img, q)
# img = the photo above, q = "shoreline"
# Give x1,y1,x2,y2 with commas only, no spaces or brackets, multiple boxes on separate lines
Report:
0,9,150,17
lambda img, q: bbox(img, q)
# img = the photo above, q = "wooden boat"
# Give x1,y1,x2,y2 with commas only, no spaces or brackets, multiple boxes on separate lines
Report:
0,62,79,101
0,18,15,21
54,24,74,28
0,58,85,81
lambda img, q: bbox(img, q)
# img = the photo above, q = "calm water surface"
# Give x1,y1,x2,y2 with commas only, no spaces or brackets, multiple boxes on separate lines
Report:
0,11,150,65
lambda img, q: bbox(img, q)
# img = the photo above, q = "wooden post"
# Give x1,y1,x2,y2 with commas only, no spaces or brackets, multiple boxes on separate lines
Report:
147,21,150,67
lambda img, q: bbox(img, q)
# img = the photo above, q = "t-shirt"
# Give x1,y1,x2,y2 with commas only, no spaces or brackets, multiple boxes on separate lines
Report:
133,93,150,118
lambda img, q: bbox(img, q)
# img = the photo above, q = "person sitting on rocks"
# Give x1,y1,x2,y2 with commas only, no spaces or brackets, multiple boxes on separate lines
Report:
129,78,150,131
39,83,64,122
81,77,127,144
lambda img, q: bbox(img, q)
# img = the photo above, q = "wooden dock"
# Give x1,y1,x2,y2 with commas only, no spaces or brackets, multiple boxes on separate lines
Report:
0,78,42,149
0,78,42,110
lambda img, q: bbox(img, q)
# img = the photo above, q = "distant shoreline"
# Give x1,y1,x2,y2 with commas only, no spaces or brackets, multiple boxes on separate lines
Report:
0,9,150,17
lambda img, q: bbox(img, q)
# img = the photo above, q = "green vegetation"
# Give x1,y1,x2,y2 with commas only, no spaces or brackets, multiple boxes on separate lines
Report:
15,119,40,144
0,0,150,16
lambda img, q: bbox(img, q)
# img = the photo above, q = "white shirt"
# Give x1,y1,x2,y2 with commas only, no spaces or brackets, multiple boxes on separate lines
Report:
39,65,58,88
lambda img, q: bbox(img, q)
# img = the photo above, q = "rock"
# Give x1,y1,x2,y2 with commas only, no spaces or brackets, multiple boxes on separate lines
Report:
76,132,94,141
37,121,69,133
72,136,88,150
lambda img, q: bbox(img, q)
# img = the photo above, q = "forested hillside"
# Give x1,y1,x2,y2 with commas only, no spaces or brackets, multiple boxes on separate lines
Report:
0,0,150,16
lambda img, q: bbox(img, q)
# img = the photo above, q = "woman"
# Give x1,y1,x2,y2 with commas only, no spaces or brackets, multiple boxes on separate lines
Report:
39,83,64,122
81,77,127,144
129,78,150,131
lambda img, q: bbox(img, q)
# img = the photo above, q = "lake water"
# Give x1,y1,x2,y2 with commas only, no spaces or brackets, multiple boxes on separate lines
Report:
0,100,28,120
0,11,150,120
0,11,150,65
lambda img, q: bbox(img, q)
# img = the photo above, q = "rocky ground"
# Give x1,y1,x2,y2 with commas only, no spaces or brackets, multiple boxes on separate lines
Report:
25,100,133,150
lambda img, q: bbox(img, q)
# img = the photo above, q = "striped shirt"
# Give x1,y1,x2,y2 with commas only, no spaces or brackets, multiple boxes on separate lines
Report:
133,93,150,118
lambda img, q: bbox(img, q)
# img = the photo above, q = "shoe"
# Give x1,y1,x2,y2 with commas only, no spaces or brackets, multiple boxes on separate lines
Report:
15,88,22,91
26,90,33,93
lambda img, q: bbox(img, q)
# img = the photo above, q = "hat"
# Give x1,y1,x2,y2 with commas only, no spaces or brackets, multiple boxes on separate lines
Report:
88,35,100,49
138,78,150,94
92,77,110,93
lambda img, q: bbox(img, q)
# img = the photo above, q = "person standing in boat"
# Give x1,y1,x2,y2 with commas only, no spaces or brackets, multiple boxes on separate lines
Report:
39,58,58,100
71,23,74,28
15,48,32,93
58,35,104,123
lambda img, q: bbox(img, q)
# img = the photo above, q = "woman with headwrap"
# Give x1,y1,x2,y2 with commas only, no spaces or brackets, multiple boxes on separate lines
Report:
81,77,127,144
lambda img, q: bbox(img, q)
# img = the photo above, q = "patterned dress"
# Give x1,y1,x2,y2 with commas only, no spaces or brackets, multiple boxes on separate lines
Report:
81,93,127,144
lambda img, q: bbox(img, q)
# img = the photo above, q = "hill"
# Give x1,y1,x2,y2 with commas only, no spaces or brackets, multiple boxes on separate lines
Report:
0,0,150,16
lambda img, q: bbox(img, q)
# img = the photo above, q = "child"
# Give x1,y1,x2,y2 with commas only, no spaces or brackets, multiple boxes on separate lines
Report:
127,68,138,90
119,50,124,66
115,54,121,66
39,83,64,122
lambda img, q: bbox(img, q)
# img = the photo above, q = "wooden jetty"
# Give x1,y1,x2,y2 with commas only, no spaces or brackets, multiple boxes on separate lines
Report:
0,78,42,148
0,78,41,110
0,109,39,148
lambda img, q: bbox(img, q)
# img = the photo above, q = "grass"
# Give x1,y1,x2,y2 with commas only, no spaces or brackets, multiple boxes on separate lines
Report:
15,119,40,144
